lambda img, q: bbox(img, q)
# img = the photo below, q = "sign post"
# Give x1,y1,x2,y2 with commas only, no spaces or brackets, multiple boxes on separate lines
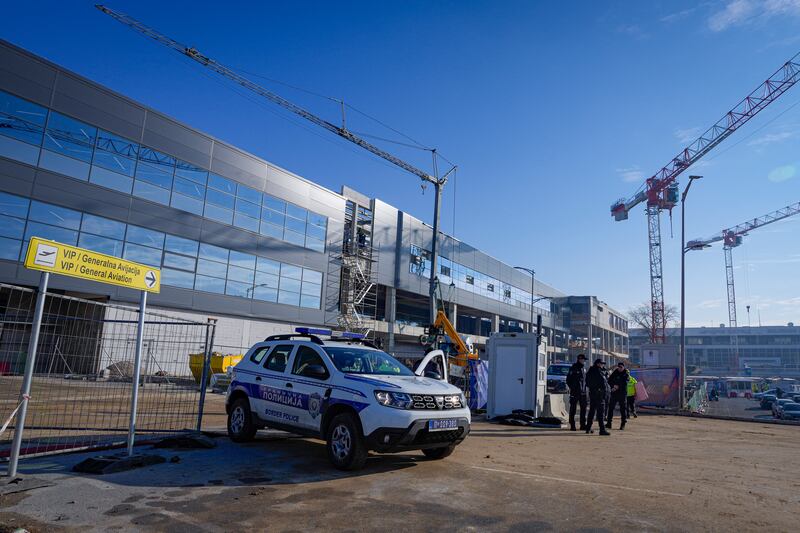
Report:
8,238,161,474
7,272,50,478
127,290,148,456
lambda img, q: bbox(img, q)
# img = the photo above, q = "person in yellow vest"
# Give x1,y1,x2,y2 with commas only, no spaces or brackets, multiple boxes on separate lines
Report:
627,373,638,418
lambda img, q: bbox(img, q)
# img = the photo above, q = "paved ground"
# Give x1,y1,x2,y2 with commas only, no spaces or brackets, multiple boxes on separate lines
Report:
1,407,798,532
703,396,782,420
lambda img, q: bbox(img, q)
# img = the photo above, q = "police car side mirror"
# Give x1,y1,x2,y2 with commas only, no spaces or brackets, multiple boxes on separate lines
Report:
424,370,442,380
304,364,329,380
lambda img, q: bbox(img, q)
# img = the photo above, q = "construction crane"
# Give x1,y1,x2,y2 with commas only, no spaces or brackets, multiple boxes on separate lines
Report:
610,51,800,344
96,4,455,325
687,201,800,367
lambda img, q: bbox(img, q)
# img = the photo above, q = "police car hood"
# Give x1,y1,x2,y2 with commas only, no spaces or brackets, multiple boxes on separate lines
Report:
343,374,461,394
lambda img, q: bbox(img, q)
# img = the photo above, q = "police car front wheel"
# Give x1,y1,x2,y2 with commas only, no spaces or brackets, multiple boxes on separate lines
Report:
326,413,367,470
228,397,256,442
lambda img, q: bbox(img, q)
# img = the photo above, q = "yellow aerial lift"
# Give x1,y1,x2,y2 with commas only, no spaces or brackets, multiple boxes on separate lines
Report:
422,310,479,368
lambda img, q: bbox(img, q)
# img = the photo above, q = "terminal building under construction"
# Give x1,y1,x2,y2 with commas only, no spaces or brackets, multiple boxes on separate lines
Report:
0,39,630,363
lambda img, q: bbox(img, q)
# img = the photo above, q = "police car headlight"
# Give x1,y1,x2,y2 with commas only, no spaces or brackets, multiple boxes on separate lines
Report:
374,391,413,409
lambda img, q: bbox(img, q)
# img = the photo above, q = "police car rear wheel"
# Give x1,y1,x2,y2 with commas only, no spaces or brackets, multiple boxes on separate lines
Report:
422,443,456,460
228,397,256,442
326,413,367,470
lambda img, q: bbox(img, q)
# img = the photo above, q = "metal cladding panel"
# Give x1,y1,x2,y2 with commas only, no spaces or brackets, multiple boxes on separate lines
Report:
487,257,502,278
372,200,399,287
52,73,145,141
0,158,36,196
143,113,212,169
211,143,267,190
32,170,132,214
0,41,56,106
0,261,21,283
128,197,203,237
151,285,195,309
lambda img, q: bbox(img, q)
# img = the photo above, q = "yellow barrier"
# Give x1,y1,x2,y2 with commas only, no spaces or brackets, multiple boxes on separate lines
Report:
189,352,243,384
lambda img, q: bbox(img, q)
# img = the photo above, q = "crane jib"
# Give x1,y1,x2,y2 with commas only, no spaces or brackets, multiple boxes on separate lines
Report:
612,54,800,217
95,4,441,187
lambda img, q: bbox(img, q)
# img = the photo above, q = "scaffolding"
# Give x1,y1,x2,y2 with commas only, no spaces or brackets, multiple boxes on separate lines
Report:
326,200,378,338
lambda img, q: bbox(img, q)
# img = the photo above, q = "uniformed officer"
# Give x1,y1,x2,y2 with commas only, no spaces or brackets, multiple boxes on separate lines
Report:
606,362,630,430
585,359,610,436
566,354,588,431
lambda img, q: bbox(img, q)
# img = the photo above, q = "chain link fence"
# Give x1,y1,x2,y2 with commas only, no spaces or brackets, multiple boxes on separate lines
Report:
0,283,215,460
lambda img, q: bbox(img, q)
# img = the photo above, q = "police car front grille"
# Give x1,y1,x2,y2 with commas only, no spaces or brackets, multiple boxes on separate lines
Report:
410,394,463,410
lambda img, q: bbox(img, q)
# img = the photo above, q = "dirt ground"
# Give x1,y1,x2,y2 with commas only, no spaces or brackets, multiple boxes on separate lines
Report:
1,399,798,532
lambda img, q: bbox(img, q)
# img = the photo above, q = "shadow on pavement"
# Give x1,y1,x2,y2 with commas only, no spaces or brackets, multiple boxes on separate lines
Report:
15,431,421,488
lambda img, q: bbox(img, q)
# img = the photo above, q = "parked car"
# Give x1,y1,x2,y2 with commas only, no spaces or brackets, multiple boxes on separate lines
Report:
772,399,796,418
226,328,471,470
546,363,572,393
754,389,775,400
779,403,800,421
760,394,778,409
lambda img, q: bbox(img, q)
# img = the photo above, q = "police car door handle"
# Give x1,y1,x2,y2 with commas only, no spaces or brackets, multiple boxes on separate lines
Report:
255,376,262,381
518,378,524,384
285,383,293,389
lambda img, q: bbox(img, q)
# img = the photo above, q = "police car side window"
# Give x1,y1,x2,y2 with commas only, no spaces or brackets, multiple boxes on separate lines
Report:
249,346,270,365
292,346,330,380
264,345,293,373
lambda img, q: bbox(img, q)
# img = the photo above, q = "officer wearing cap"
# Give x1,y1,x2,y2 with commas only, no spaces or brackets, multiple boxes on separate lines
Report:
566,353,588,431
585,359,610,435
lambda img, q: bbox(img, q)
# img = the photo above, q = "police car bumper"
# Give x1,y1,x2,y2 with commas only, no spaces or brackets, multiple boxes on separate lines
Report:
365,417,470,452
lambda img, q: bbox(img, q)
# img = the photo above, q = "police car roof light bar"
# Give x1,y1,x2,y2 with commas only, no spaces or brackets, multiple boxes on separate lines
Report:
295,327,332,336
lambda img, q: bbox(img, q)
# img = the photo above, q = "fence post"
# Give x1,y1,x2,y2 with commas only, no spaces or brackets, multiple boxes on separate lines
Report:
126,290,147,456
7,272,49,478
196,318,217,431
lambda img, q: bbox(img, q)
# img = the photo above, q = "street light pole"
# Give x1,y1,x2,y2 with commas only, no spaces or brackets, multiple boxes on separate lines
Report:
680,175,702,410
513,266,535,331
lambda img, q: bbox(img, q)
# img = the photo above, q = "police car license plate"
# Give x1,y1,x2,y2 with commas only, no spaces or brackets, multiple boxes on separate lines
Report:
428,418,458,432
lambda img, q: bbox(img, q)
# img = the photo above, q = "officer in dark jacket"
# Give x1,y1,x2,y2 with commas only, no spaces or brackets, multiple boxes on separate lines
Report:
585,359,610,435
606,362,630,430
566,354,587,431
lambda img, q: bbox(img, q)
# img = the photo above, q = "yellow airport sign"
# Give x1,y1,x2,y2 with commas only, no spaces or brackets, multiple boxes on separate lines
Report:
24,237,161,293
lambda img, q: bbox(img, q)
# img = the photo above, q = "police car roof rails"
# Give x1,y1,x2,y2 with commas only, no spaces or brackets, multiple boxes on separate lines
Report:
327,336,380,349
264,333,325,344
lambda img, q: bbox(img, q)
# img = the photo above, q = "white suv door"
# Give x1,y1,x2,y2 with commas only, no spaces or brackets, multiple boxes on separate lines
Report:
287,344,332,433
256,344,298,426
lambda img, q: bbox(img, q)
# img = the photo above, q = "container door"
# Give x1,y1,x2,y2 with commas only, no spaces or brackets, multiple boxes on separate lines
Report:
494,345,527,416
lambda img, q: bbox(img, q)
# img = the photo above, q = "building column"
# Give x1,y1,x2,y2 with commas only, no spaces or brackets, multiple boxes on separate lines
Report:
450,303,458,332
493,314,500,334
587,323,592,361
386,286,396,353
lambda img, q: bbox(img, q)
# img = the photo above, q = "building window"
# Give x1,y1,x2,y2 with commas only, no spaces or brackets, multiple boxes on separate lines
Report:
0,89,327,253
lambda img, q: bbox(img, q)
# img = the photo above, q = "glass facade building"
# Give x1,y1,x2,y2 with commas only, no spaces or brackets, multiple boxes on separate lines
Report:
0,39,627,354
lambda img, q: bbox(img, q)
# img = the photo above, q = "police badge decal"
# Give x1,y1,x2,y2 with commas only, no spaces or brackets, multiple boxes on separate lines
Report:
308,392,322,419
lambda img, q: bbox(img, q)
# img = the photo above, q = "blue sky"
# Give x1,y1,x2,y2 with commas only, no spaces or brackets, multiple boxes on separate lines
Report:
4,1,799,326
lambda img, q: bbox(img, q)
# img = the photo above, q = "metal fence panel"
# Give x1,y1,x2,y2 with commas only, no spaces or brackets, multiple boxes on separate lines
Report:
0,283,213,459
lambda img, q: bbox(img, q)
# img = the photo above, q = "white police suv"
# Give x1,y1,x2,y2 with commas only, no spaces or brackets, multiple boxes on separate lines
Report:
225,328,471,470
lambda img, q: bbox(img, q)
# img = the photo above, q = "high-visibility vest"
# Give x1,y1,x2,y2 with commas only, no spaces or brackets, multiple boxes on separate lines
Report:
627,375,638,396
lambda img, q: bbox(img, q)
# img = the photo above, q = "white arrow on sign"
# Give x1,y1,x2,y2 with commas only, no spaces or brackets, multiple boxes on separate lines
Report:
145,270,157,288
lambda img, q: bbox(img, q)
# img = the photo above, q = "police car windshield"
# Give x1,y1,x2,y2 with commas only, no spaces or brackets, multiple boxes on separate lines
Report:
323,347,414,376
